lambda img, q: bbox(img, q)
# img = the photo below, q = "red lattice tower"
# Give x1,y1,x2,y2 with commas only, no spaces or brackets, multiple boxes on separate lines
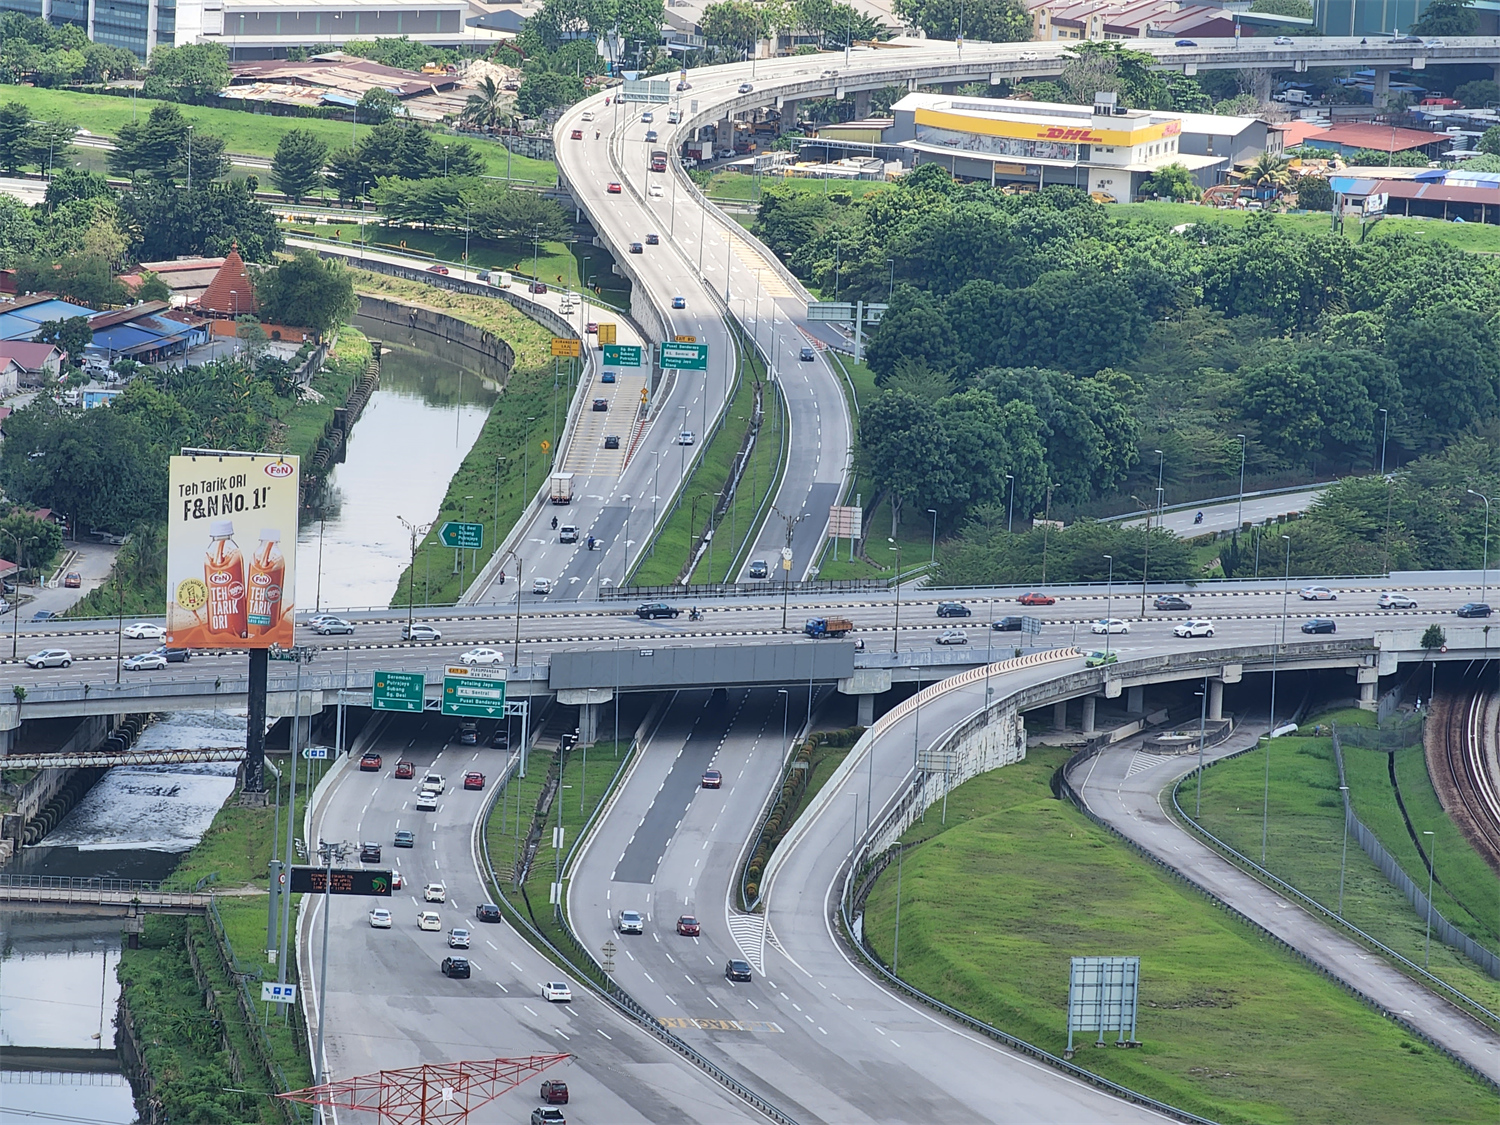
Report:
278,1054,571,1123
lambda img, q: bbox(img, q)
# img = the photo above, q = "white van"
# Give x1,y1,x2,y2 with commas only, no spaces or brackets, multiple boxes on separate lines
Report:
581,110,595,122
495,271,512,288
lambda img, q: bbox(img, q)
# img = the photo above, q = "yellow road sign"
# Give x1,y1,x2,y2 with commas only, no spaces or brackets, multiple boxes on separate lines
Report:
674,335,697,344
597,323,617,345
640,387,649,402
541,440,551,453
551,337,581,358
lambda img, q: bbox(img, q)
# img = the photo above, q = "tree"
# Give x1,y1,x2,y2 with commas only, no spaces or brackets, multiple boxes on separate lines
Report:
702,0,768,53
0,510,62,570
1456,81,1500,110
254,252,358,337
133,271,172,303
892,0,1029,41
0,101,34,174
142,42,231,103
460,76,509,133
109,103,226,182
1346,148,1429,167
1295,174,1333,212
1386,303,1500,447
1213,93,1261,116
855,390,950,532
0,194,37,268
357,87,403,126
1238,348,1392,466
1059,41,1170,108
1245,151,1292,193
865,288,959,381
342,36,456,71
1410,0,1477,36
465,181,571,239
1139,162,1200,201
1478,126,1500,156
119,180,283,262
515,71,586,117
18,254,129,307
271,129,328,203
33,316,92,364
44,167,113,210
1248,0,1312,16
1421,623,1446,651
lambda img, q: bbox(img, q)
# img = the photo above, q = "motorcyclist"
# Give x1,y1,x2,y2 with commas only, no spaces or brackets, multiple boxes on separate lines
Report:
595,130,601,139
551,515,558,530
690,606,703,621
588,535,597,550
1194,511,1204,524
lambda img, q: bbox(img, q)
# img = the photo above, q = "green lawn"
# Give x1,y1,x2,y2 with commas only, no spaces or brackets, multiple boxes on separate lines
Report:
292,223,628,307
815,493,930,581
703,170,891,205
1190,709,1500,1017
1114,200,1500,252
861,748,1500,1124
630,336,783,585
0,86,556,183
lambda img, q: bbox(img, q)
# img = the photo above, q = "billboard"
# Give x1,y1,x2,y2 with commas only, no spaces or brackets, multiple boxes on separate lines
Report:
166,452,299,650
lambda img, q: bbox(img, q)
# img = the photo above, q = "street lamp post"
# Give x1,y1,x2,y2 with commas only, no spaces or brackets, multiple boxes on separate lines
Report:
1154,450,1164,524
886,258,895,302
1337,784,1351,916
1195,675,1208,816
1006,474,1015,534
1467,489,1490,606
1423,829,1436,969
888,538,902,653
1103,555,1113,657
926,508,938,568
1379,407,1389,475
1264,533,1291,865
1236,434,1247,531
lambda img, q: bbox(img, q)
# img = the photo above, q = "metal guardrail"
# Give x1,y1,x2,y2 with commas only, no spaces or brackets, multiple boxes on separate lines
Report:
0,873,166,894
473,766,802,1125
602,578,886,600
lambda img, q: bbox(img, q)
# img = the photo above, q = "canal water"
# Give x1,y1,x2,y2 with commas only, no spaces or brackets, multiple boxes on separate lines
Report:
2,333,501,1119
296,321,500,611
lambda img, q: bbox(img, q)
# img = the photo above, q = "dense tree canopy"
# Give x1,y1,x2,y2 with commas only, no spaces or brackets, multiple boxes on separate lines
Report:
270,129,329,202
255,252,359,337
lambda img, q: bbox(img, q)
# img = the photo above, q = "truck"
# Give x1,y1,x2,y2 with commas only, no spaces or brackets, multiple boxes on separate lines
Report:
550,472,575,505
1273,88,1314,105
804,617,853,638
650,149,668,172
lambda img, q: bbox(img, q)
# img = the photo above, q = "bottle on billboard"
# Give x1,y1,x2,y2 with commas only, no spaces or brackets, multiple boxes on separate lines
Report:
247,528,285,634
205,520,247,638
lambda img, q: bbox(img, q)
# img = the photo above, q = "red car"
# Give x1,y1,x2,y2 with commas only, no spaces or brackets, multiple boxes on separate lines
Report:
463,771,485,790
359,753,382,771
586,322,598,334
540,1080,569,1104
606,181,622,194
63,571,81,588
394,759,415,779
701,769,722,789
426,265,450,275
529,281,548,294
1017,591,1056,606
676,915,700,936
571,128,584,140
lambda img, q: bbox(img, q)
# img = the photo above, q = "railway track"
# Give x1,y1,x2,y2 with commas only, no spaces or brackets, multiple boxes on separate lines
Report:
1437,685,1500,867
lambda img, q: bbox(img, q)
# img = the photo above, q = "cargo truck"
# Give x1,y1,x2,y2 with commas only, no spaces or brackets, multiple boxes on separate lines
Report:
550,472,575,504
804,617,853,638
650,149,668,172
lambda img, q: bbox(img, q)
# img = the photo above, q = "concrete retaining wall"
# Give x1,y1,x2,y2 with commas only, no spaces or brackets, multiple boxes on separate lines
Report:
355,296,515,377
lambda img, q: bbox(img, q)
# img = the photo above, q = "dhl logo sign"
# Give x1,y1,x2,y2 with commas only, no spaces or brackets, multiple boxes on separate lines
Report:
1041,126,1102,142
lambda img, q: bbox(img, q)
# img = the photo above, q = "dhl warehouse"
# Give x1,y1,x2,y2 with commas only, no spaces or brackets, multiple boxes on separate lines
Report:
875,92,1266,201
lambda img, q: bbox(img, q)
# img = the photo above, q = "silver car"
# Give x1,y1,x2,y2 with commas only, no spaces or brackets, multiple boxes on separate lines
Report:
402,623,441,641
123,651,168,671
25,649,72,668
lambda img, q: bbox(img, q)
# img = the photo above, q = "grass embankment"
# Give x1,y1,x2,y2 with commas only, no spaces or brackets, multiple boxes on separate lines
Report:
1114,200,1500,252
814,492,931,582
1190,708,1500,1015
121,756,327,1122
629,339,783,585
0,86,556,184
861,747,1500,1124
63,330,372,620
483,739,627,975
291,225,629,308
351,273,558,607
702,171,891,205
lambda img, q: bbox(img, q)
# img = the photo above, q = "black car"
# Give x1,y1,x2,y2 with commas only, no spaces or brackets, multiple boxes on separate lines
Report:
490,727,509,749
604,435,620,449
992,616,1024,632
1153,595,1192,611
457,722,479,746
937,602,971,618
748,559,769,578
359,842,381,862
645,233,660,245
592,398,609,411
1457,602,1493,618
394,830,415,848
476,902,503,923
637,602,680,619
150,646,192,663
799,346,815,361
629,242,643,253
441,956,471,979
1301,618,1337,634
725,959,753,982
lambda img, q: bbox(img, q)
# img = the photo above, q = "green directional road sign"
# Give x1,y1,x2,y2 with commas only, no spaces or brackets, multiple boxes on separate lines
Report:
372,670,425,713
603,343,643,367
660,342,708,371
440,521,484,550
442,665,508,717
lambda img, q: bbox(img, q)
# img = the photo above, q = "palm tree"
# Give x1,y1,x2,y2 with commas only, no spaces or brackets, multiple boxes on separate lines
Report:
1246,151,1293,194
461,77,506,133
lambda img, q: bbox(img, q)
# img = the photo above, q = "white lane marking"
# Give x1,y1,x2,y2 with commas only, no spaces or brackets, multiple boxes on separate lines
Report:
597,1029,612,1040
706,995,720,1008
745,998,759,1009
644,971,654,982
511,961,524,972
486,940,497,950
524,1005,538,1016
665,993,678,1006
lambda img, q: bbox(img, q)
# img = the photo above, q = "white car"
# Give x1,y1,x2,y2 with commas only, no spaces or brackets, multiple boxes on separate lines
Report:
618,909,644,934
532,577,553,596
425,881,447,903
1091,619,1130,635
935,630,969,645
1173,618,1215,638
542,981,573,1002
414,792,439,812
447,927,471,948
1299,586,1336,601
422,772,445,793
460,648,505,666
649,182,663,197
737,82,753,93
123,622,165,640
123,651,168,671
1272,34,1294,44
368,908,393,928
403,623,441,641
24,649,72,668
1378,592,1417,609
678,430,695,446
417,911,442,931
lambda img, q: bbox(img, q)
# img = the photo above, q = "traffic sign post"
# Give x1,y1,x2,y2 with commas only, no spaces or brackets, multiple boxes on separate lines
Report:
551,337,581,358
442,664,508,717
440,521,484,550
603,343,642,367
301,745,328,760
660,342,708,371
372,670,426,713
289,867,394,896
261,982,298,1004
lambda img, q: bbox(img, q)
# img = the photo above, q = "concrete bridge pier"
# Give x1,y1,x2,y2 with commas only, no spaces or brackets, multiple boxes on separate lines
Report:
838,670,889,730
852,88,872,118
1080,695,1097,734
1127,685,1144,714
1357,666,1378,711
1209,678,1224,721
1054,699,1068,730
556,687,613,747
1372,67,1391,108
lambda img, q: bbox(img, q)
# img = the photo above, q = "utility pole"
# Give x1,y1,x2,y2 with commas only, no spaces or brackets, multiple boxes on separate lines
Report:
771,504,806,630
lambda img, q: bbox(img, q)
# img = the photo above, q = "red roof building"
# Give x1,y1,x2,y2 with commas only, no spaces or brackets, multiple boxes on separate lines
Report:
1305,123,1447,158
196,248,256,318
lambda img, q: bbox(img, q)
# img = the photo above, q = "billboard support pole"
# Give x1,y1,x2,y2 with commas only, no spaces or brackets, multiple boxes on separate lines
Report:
246,647,268,791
